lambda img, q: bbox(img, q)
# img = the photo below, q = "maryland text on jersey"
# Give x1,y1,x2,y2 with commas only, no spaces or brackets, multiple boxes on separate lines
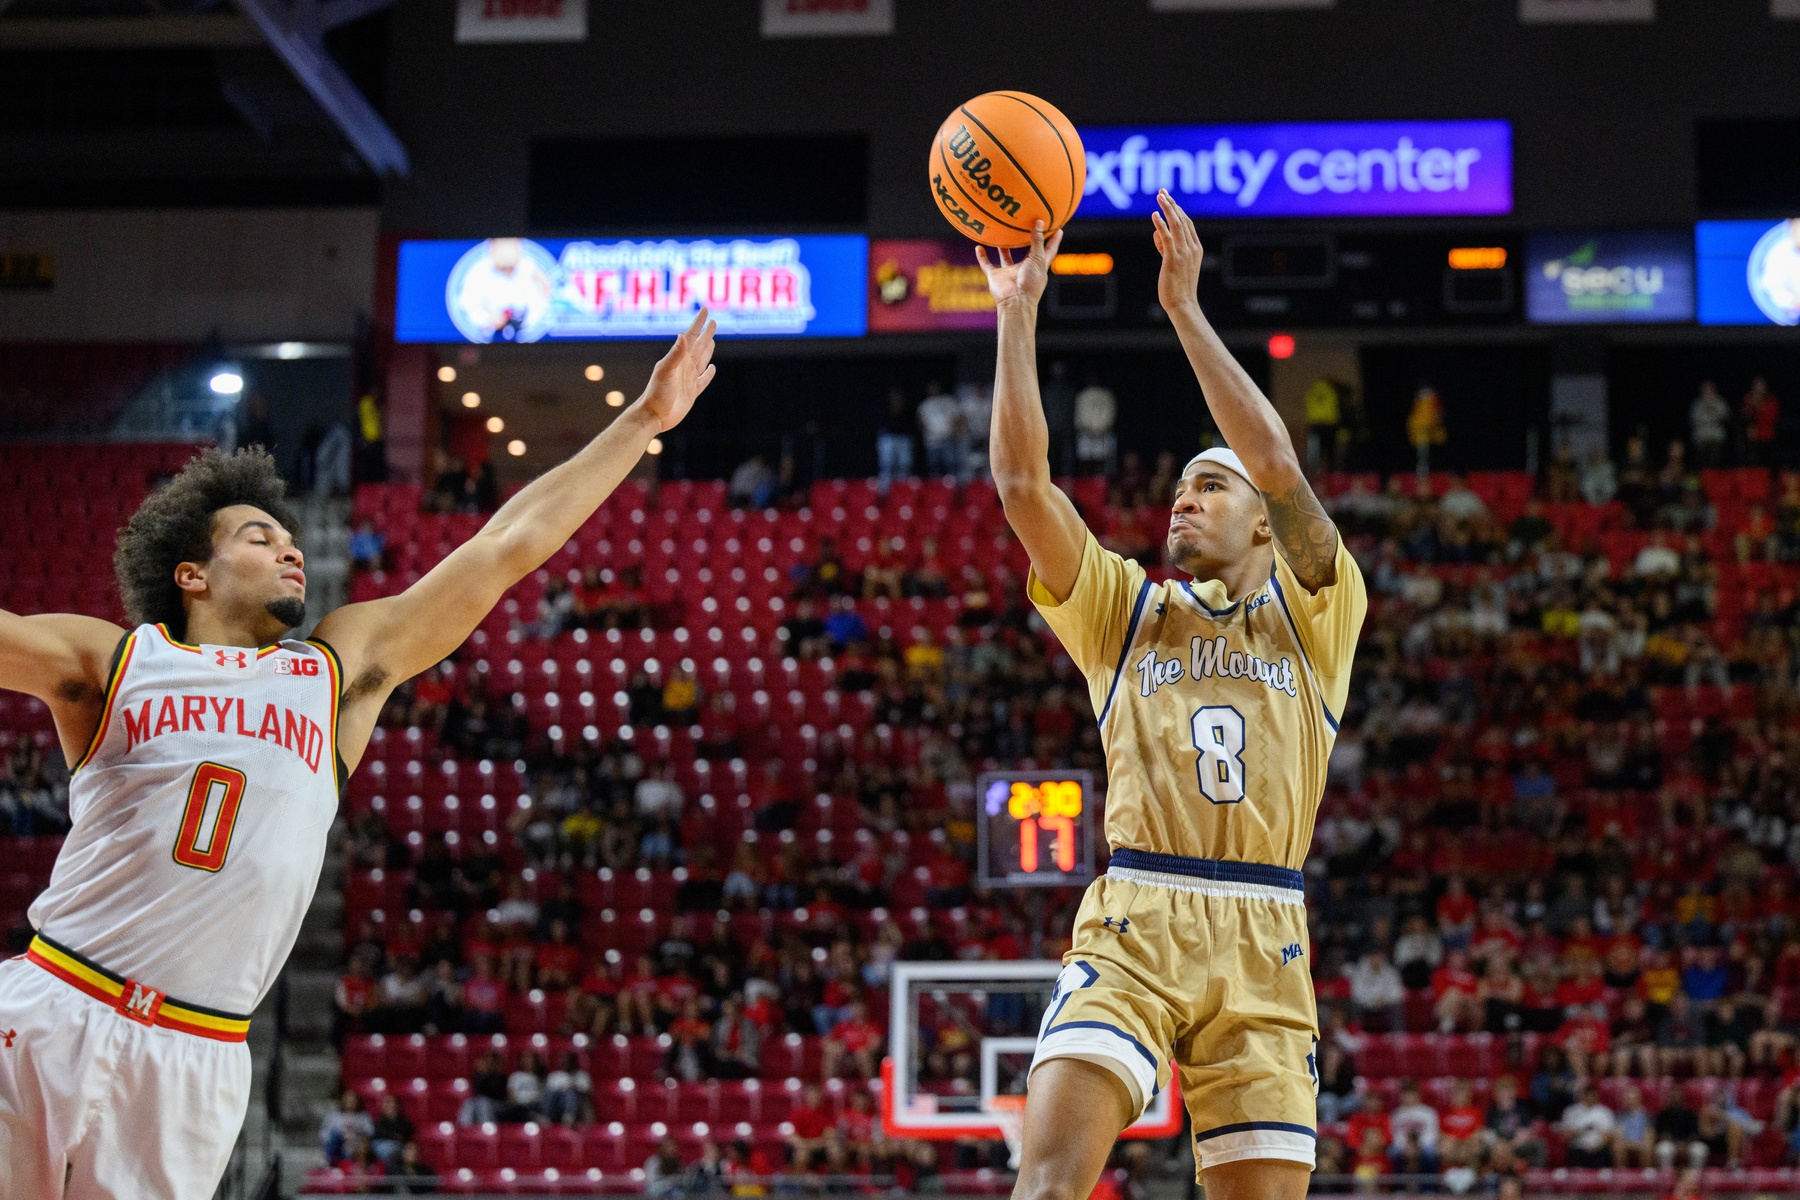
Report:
121,688,331,774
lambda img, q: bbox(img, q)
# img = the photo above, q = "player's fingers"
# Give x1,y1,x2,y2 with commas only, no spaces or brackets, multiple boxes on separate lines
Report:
1157,192,1187,246
1161,192,1195,248
996,246,1013,267
1045,229,1064,259
695,364,717,395
974,245,993,273
1175,203,1199,247
684,308,709,339
1030,220,1046,259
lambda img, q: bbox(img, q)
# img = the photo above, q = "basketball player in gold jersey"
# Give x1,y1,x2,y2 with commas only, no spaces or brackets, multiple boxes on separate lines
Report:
976,191,1366,1200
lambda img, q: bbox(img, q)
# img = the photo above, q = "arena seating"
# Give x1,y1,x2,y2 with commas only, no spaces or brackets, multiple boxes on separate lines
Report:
0,443,201,936
301,462,1800,1193
3,444,1798,1195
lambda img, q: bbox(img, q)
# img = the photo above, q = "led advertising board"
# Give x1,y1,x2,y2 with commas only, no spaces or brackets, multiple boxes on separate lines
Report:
1696,219,1800,327
867,239,996,332
1074,120,1512,219
395,235,868,343
1525,231,1694,324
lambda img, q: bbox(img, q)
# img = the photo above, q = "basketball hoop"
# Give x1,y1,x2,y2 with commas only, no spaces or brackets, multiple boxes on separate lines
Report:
984,1093,1028,1169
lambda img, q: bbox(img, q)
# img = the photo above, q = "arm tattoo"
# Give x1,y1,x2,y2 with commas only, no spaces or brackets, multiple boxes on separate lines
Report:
1261,478,1340,592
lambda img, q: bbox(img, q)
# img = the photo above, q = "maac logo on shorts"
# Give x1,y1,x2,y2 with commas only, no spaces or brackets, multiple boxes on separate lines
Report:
272,655,321,677
1280,942,1304,966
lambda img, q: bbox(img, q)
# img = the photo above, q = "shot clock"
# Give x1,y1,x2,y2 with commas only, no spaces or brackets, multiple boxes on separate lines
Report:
976,770,1097,888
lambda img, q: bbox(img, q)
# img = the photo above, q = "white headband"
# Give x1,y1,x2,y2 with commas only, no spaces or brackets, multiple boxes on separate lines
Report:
1183,447,1253,487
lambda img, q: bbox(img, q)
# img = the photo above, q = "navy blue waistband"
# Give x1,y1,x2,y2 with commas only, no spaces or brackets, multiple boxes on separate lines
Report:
1108,848,1306,893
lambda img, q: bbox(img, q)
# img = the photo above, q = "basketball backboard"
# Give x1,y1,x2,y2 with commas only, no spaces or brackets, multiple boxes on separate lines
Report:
880,960,1182,1143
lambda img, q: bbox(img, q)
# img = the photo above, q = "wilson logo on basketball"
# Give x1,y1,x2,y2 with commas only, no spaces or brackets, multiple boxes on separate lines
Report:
928,92,1084,250
945,126,1024,218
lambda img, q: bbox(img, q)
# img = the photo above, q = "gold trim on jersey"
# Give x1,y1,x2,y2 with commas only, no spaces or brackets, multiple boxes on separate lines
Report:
25,934,251,1042
70,631,137,775
305,637,347,790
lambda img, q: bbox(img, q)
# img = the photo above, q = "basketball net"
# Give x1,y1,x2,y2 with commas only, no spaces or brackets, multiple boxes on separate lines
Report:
984,1094,1028,1170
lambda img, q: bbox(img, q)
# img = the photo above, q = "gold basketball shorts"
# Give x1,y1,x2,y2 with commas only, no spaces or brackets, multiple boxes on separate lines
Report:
1028,849,1319,1172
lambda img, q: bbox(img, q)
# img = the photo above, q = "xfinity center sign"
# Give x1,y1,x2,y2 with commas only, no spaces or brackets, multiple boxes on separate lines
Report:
1075,120,1512,219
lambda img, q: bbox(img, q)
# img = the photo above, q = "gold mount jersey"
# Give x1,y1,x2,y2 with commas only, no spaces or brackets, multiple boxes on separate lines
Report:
1030,534,1366,871
28,624,343,1016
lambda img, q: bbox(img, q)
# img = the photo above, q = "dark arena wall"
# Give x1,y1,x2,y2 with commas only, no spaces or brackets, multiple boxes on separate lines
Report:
372,2,1799,237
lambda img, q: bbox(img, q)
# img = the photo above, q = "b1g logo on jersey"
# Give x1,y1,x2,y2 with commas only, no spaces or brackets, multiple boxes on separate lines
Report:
272,655,321,677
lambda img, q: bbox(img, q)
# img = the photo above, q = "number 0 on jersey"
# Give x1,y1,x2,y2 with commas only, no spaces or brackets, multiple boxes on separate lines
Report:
172,763,247,872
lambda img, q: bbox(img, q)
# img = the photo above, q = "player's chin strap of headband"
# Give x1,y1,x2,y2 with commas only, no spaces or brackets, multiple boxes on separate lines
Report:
1183,447,1254,488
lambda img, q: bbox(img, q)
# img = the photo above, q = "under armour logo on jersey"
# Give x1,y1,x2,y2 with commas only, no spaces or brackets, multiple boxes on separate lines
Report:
1,1029,15,1048
213,649,250,670
118,981,164,1025
1101,916,1131,934
1281,942,1305,966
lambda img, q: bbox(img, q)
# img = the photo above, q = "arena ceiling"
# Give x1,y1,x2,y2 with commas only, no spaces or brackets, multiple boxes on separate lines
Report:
0,0,399,205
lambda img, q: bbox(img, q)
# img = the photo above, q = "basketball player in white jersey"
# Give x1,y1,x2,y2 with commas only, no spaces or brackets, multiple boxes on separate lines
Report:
0,312,718,1199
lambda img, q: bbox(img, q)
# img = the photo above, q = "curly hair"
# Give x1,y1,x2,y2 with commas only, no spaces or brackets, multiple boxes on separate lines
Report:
113,447,303,637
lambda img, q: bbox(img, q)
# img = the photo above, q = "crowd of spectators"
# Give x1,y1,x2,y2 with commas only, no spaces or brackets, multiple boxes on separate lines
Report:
323,431,1800,1191
1306,442,1800,1185
319,428,1800,1191
0,736,70,837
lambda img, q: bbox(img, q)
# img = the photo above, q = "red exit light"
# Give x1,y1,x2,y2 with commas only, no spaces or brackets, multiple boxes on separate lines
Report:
1267,334,1296,359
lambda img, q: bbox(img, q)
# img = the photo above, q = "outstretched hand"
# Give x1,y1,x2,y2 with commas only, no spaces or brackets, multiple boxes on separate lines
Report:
976,221,1063,306
637,309,718,432
1151,189,1203,315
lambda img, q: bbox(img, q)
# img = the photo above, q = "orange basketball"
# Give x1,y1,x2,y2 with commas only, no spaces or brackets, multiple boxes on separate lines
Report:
928,91,1086,249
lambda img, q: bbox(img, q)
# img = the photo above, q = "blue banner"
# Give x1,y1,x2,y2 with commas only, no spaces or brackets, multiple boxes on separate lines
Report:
1525,232,1694,324
1073,120,1512,219
1696,220,1800,327
395,235,869,343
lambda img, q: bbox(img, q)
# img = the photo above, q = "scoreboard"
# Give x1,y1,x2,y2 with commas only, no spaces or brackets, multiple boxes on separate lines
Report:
976,770,1097,889
1036,230,1524,331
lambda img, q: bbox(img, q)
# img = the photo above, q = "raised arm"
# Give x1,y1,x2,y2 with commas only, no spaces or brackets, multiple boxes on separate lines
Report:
314,312,717,766
1151,190,1340,591
0,611,130,765
977,223,1090,602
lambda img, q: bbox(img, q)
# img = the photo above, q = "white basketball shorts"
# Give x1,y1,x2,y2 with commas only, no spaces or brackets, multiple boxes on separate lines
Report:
0,954,252,1200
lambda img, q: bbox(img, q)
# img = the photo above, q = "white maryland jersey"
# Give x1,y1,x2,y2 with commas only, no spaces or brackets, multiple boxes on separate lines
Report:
29,623,343,1015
